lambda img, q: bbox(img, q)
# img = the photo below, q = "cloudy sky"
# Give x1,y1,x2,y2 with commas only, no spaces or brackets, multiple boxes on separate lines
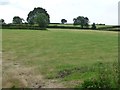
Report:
0,0,119,25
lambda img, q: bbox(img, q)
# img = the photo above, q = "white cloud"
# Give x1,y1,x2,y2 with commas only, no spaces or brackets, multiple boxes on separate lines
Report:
0,0,119,25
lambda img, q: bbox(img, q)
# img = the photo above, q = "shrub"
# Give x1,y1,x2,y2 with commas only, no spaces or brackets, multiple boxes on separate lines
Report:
79,62,118,89
81,78,111,88
91,23,96,30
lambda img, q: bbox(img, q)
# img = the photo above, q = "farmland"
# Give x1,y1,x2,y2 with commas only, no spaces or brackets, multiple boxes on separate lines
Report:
2,29,118,88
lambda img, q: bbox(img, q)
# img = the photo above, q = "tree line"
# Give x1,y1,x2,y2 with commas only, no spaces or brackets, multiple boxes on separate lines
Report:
0,7,97,29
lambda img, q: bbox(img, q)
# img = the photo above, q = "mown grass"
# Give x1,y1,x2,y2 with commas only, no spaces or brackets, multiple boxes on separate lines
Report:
2,29,118,88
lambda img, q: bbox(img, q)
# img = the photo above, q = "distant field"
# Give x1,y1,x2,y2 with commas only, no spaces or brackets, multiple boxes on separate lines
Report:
2,29,118,88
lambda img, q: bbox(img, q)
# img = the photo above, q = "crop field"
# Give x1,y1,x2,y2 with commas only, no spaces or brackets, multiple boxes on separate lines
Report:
2,29,118,88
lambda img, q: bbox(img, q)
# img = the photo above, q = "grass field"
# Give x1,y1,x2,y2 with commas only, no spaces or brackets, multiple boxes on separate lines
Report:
2,29,118,88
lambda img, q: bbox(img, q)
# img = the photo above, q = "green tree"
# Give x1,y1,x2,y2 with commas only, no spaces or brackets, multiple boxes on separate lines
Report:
73,18,78,25
61,19,67,24
84,17,89,28
27,7,50,25
34,13,49,29
12,16,23,24
91,23,96,30
73,16,89,28
0,19,5,25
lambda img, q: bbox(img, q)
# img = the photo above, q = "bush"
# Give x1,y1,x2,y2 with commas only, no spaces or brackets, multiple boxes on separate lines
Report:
91,23,96,30
81,78,111,88
79,62,119,89
2,24,47,30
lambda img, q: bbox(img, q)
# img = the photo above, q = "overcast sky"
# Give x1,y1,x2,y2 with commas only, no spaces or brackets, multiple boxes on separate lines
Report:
0,0,119,25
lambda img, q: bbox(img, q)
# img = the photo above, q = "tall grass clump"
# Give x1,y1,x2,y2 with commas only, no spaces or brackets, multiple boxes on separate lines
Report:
77,62,119,89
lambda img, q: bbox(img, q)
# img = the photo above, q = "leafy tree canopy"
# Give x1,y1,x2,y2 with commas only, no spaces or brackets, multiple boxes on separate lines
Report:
27,7,50,25
61,19,67,24
12,16,24,24
73,16,89,28
34,13,49,29
91,23,97,29
0,19,5,25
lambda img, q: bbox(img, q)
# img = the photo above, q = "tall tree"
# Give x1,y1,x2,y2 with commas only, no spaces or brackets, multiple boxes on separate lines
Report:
34,13,49,29
27,7,50,25
12,16,23,24
91,23,96,30
61,19,67,24
0,19,5,25
73,16,89,28
84,17,89,28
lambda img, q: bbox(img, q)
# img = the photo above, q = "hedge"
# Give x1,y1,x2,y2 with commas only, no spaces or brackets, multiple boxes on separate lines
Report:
1,24,120,31
2,24,90,30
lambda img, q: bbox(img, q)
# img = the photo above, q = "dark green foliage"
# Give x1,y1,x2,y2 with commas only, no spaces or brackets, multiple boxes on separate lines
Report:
0,19,5,25
27,7,50,25
2,24,119,31
81,78,111,88
12,16,24,24
2,24,44,30
34,13,49,29
97,23,105,25
79,62,118,89
61,19,67,24
91,23,96,29
73,16,89,28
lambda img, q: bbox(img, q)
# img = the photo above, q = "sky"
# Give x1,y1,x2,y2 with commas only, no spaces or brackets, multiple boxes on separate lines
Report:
118,1,120,25
0,0,119,25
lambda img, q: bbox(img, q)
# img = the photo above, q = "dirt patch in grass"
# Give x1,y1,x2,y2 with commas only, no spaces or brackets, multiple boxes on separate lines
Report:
2,60,64,88
56,66,94,78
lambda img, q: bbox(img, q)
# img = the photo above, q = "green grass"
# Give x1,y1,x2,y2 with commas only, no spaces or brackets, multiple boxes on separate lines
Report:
2,29,118,88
